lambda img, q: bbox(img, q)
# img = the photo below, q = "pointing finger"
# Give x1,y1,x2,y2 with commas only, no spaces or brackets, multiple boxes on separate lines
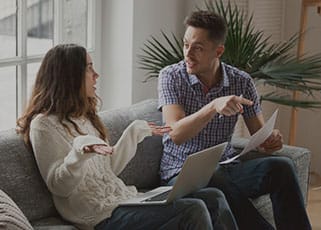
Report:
236,96,253,106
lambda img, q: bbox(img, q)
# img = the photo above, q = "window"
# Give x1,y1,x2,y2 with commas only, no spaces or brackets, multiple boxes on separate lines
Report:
0,0,96,131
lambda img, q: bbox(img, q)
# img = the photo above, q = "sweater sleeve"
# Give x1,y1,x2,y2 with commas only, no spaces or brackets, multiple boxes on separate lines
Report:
110,120,152,175
30,116,107,198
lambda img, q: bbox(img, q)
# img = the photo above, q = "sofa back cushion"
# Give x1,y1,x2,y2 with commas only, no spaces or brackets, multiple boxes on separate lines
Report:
0,129,58,222
118,136,163,189
99,99,163,189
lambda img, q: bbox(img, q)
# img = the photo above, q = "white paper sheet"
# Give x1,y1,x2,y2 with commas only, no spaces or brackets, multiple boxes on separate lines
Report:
220,109,279,164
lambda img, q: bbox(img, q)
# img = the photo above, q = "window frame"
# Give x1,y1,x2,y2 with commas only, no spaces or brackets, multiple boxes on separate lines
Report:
0,0,97,128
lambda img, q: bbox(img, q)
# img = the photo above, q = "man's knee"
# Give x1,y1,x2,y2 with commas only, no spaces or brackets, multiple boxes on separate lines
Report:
270,156,296,175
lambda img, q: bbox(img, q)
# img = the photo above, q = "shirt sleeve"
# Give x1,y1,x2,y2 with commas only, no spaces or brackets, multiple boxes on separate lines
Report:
110,120,152,175
157,65,181,111
242,77,262,119
30,117,107,198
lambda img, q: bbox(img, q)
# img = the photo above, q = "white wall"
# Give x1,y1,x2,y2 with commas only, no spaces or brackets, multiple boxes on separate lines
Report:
132,0,187,104
100,0,134,109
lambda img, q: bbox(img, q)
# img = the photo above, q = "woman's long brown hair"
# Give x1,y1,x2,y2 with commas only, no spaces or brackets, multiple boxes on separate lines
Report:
17,44,107,149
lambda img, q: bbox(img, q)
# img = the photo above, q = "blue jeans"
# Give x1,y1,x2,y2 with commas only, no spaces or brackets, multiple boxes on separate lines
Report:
209,156,311,230
95,187,238,230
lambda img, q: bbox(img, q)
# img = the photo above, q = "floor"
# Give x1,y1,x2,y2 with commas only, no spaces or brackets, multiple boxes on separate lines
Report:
307,173,321,230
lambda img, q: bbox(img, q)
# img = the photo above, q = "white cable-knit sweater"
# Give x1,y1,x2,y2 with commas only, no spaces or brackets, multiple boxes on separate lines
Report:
30,114,152,230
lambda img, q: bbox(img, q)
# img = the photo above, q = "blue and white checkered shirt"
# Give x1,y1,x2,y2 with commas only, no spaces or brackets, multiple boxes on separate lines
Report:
158,60,262,181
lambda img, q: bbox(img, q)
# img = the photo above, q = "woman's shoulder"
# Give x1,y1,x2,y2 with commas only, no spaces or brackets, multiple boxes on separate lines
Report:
31,114,59,130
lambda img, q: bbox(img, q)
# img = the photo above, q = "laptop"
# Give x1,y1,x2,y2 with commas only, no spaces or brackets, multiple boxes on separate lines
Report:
119,142,227,205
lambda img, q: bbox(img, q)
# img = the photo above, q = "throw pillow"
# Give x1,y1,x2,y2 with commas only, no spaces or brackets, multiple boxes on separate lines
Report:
0,189,33,230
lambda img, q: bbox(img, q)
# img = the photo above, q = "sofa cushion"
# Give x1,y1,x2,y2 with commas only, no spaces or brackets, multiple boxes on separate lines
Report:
118,136,163,189
99,99,163,189
0,189,33,230
0,129,58,222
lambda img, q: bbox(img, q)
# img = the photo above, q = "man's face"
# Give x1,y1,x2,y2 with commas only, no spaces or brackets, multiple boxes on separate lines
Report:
183,26,224,77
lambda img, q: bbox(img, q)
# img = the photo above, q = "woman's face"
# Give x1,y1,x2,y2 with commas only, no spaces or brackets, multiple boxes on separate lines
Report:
85,53,99,98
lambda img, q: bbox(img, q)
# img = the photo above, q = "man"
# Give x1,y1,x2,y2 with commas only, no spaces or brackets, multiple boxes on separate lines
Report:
158,10,311,230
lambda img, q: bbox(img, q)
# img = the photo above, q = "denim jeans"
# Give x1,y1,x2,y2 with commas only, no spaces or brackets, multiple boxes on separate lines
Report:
95,187,238,230
209,156,311,230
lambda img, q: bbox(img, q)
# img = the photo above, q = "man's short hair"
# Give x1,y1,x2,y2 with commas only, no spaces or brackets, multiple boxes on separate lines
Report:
184,10,227,44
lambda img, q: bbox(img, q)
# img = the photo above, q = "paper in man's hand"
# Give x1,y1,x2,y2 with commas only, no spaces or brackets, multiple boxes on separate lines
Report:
220,109,279,164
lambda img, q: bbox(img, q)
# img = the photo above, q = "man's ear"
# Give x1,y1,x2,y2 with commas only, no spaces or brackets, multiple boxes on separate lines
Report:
216,45,225,58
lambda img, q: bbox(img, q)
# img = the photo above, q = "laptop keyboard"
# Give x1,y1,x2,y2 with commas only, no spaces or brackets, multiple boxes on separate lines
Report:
143,190,172,202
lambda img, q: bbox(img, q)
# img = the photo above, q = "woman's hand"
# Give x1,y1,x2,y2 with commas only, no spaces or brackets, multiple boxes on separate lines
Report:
148,122,172,136
83,144,113,155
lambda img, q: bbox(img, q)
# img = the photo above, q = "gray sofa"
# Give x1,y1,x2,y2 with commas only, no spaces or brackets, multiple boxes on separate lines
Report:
0,99,311,229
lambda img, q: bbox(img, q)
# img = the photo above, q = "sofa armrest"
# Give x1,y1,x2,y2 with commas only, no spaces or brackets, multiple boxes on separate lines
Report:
231,137,311,205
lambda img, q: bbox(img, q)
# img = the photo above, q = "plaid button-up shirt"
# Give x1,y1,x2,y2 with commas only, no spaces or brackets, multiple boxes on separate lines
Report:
158,60,262,181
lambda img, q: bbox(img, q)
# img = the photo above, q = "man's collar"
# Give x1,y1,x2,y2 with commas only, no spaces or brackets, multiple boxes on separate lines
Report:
221,62,230,87
188,74,200,85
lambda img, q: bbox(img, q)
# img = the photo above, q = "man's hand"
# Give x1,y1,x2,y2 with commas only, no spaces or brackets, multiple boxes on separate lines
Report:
259,129,283,154
83,144,114,155
213,95,253,116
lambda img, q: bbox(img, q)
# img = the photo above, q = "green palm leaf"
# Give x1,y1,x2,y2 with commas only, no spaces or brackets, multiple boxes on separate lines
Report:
138,32,183,80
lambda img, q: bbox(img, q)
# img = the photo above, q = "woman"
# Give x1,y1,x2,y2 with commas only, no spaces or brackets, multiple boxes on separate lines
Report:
17,44,237,230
